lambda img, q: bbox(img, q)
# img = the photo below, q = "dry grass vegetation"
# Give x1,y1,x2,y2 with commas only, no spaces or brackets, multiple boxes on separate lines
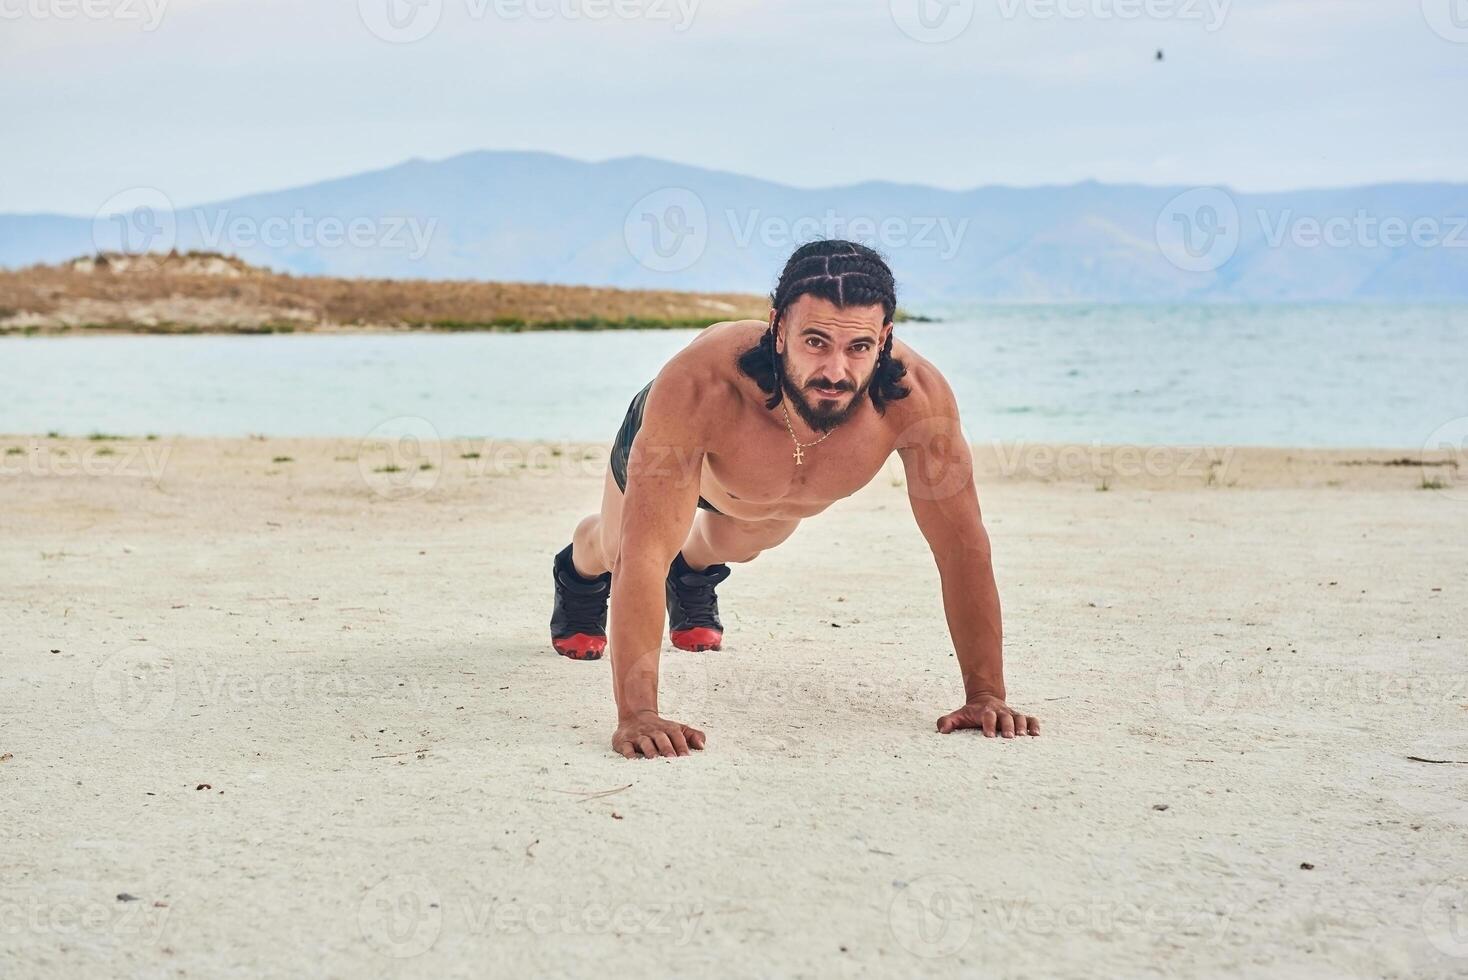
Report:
0,252,772,335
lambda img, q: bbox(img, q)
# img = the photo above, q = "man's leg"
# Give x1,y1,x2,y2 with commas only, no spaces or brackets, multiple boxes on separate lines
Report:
569,469,800,578
555,468,801,655
678,511,801,570
566,468,627,579
664,510,799,650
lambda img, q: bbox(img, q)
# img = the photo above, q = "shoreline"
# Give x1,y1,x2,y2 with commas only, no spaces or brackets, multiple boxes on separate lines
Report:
0,317,737,337
1,435,1460,493
0,310,937,337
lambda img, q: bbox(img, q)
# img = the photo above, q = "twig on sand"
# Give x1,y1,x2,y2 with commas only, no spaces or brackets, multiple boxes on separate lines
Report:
1407,756,1468,765
550,783,633,802
371,748,429,759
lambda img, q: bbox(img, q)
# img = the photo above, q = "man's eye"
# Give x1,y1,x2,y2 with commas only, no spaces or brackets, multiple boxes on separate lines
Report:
807,339,822,348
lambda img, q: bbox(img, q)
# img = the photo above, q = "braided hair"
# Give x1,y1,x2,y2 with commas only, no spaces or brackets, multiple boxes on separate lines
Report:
737,240,911,414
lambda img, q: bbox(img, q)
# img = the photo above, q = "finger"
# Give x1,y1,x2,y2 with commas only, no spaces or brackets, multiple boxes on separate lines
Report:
1000,712,1016,739
669,728,691,756
652,731,677,758
938,710,975,733
981,710,997,738
1027,715,1041,736
636,736,658,759
683,726,707,750
614,740,637,760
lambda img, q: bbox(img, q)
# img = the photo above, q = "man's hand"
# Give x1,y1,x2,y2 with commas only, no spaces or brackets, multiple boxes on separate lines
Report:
937,694,1040,738
612,712,707,759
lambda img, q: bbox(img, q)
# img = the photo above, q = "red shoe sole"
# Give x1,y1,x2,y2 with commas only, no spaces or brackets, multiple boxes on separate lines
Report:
671,627,722,652
552,634,605,660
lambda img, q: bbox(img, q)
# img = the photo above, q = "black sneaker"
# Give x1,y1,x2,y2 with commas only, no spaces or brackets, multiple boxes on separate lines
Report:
666,551,731,651
550,543,611,660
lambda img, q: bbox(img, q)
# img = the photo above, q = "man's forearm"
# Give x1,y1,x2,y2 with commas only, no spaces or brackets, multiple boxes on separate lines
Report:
607,552,670,720
935,549,1006,701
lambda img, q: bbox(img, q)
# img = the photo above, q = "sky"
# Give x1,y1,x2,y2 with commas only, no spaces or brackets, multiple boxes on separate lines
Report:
1,0,1465,214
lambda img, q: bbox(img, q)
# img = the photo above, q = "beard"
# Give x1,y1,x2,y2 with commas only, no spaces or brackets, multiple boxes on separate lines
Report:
777,357,875,434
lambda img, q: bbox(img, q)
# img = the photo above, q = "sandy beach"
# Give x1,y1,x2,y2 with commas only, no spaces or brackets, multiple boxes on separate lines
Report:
2,434,1465,978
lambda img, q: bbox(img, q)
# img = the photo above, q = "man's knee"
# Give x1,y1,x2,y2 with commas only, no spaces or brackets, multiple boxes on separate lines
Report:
588,520,617,569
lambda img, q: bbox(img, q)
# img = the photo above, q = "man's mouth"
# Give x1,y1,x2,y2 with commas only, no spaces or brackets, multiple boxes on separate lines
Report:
811,384,847,398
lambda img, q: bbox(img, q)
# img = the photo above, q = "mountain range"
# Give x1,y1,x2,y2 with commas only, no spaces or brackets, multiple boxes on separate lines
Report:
3,151,1465,305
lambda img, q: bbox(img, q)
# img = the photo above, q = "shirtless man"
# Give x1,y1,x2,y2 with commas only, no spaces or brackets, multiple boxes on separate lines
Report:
549,240,1040,759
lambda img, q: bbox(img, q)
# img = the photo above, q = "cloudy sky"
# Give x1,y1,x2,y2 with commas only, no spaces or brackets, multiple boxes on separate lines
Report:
2,0,1464,214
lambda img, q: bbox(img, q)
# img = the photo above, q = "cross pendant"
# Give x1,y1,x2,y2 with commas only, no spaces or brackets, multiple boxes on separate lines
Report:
793,446,805,465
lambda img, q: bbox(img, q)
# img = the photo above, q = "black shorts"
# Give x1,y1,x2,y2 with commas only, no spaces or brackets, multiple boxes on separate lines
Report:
609,380,722,514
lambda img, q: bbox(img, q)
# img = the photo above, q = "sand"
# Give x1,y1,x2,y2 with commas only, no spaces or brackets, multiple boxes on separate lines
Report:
2,434,1465,978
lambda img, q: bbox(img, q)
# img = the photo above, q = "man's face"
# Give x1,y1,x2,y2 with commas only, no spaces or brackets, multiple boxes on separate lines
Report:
772,294,891,433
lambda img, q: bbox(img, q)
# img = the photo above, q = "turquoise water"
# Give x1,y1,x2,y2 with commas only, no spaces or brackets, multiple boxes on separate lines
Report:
2,305,1464,447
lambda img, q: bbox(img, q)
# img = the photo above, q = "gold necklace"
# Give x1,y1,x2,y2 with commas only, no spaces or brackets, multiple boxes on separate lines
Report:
779,401,833,465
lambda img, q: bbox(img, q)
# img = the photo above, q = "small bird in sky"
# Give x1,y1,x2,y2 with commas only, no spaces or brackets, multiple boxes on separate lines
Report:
1156,49,1165,61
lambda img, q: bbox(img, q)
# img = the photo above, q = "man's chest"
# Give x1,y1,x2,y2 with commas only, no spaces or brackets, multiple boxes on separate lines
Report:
701,410,897,508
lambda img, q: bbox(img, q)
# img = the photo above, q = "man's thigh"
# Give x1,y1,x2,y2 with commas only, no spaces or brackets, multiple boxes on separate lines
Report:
596,466,629,569
695,511,801,563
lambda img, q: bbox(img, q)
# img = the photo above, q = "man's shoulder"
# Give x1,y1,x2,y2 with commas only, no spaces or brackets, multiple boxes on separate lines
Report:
686,318,768,365
885,336,955,421
643,319,766,427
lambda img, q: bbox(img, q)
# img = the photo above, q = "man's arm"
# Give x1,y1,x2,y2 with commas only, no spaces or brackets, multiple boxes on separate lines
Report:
608,368,711,758
896,366,1039,738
